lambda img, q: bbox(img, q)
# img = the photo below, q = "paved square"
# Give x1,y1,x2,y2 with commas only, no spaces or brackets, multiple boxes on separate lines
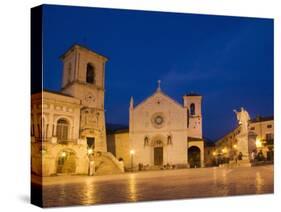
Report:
34,165,273,207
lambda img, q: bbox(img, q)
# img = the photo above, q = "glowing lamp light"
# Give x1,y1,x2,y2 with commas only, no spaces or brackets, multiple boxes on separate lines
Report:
222,148,228,154
61,151,66,157
233,144,237,149
212,151,217,156
256,138,262,148
130,150,135,155
87,148,93,155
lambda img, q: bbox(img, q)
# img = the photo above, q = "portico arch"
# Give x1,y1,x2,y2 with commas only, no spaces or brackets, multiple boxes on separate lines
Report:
188,141,205,168
188,146,201,168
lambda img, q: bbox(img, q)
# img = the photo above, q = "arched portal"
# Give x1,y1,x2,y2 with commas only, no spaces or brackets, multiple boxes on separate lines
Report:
154,146,163,166
188,146,201,168
56,149,77,174
153,139,164,166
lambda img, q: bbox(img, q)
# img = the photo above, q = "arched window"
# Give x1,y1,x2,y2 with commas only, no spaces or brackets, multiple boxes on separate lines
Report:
56,119,69,142
190,103,195,115
86,63,95,84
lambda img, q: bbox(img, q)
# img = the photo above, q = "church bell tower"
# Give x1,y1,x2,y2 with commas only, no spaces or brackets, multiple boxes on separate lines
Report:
183,93,203,138
60,44,108,151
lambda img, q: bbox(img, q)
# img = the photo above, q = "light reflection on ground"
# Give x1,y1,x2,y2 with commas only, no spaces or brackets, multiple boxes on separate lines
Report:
37,165,273,207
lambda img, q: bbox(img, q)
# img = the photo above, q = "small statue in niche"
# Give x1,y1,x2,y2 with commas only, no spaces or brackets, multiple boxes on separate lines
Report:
167,135,172,145
144,136,149,146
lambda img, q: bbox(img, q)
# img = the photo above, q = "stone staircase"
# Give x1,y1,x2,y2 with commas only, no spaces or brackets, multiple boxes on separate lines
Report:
93,152,124,175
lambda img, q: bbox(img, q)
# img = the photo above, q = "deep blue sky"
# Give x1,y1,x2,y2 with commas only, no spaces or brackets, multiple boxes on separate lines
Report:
42,5,273,141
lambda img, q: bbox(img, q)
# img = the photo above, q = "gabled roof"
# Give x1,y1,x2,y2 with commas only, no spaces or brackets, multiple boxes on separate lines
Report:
133,90,184,110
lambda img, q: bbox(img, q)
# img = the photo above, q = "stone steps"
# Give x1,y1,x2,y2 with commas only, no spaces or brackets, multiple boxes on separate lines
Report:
93,152,124,175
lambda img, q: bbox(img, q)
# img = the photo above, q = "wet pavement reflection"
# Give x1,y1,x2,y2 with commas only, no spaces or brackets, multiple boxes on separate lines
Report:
39,165,273,207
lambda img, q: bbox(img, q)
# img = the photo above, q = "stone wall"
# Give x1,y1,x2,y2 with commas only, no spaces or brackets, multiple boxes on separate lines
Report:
107,132,130,168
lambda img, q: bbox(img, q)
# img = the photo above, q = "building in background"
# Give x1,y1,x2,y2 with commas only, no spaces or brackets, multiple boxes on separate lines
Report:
214,116,274,165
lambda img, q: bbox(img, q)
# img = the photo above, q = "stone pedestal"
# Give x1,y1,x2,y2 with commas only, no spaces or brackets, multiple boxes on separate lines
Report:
237,133,250,161
248,131,257,154
236,131,257,167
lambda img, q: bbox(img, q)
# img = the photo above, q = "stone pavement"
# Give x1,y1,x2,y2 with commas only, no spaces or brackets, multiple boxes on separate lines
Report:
33,165,273,207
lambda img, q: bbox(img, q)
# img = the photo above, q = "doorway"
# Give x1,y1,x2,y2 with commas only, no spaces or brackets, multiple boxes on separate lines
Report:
87,137,95,149
154,147,163,166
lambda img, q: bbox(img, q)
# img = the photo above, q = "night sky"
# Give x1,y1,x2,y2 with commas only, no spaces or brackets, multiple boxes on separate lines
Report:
42,5,273,141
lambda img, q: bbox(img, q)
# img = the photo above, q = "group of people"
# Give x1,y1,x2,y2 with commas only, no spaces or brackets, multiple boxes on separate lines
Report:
232,149,267,165
250,149,266,162
213,149,268,167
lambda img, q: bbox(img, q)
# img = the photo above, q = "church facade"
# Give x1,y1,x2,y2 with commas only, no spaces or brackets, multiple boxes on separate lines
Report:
108,84,205,170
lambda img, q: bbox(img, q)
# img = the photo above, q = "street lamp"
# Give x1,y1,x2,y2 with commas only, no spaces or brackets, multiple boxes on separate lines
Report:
256,138,262,148
87,148,93,155
233,144,237,149
61,151,66,157
130,149,135,172
87,148,94,176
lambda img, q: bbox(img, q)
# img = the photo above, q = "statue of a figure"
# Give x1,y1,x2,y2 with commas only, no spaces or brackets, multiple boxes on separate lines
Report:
233,107,250,134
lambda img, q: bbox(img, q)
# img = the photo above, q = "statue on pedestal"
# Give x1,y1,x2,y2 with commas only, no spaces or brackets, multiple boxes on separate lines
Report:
233,107,250,135
233,107,253,166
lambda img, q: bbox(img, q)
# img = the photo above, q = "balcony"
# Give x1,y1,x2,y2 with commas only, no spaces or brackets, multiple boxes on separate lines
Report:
32,137,77,145
57,139,77,145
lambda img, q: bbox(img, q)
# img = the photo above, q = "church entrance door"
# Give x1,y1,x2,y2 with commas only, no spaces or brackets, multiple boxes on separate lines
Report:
154,147,163,166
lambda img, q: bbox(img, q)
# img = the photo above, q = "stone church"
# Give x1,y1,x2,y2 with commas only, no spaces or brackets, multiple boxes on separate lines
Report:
31,44,124,176
107,83,205,170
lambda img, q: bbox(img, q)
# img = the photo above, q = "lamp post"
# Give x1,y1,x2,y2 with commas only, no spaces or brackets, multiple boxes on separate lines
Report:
87,148,93,155
256,138,263,148
130,149,135,172
61,151,66,157
87,148,94,176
